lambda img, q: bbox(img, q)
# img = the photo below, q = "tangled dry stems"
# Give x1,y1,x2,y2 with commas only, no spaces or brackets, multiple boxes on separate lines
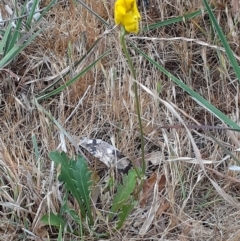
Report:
1,0,240,240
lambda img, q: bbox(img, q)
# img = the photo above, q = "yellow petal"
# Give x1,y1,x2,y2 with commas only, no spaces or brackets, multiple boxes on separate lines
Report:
125,23,138,34
132,0,141,19
114,0,141,34
123,13,139,33
114,5,126,24
117,0,135,12
115,4,126,15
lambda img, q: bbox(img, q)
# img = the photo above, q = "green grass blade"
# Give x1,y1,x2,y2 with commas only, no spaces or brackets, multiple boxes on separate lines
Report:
5,15,24,55
131,43,240,129
0,0,55,69
202,0,240,81
143,9,203,32
31,134,40,161
3,2,28,55
35,0,57,24
38,35,103,95
0,29,43,68
36,50,109,101
26,0,40,26
77,0,109,26
57,225,63,241
3,27,13,56
6,2,29,53
0,16,14,55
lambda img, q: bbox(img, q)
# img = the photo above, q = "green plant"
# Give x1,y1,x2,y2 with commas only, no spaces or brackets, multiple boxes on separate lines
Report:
114,0,146,178
0,0,56,69
109,169,137,229
41,150,138,236
49,152,94,225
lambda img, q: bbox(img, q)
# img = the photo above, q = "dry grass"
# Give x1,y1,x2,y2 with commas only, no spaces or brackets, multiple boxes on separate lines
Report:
1,0,240,240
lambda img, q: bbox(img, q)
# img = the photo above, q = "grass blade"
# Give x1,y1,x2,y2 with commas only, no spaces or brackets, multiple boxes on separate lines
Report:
202,0,240,81
131,43,240,129
35,0,57,24
77,0,109,27
38,35,103,95
36,50,109,101
0,15,14,55
0,28,43,68
26,0,40,26
143,9,203,32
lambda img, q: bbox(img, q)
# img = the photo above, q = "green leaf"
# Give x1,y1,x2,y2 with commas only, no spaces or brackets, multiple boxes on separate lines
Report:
116,201,135,230
41,212,66,228
49,152,93,225
110,169,137,220
202,0,240,81
143,9,202,32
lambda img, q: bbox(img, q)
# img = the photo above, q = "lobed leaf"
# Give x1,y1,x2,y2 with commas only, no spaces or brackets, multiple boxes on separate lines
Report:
49,151,93,225
41,212,66,228
116,201,136,230
110,169,137,220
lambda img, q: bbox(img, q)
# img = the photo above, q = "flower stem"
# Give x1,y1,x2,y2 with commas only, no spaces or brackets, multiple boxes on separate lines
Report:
120,26,146,176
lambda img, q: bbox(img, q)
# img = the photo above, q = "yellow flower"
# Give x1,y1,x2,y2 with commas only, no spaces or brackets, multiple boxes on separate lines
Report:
114,0,141,34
